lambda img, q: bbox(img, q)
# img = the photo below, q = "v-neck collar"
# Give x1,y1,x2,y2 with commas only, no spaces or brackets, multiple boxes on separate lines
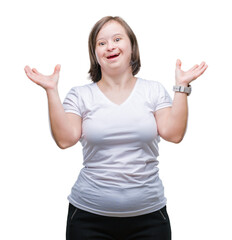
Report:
95,78,140,107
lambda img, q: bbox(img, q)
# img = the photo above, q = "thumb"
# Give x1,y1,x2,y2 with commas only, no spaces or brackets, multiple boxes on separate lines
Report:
53,64,61,75
176,59,181,70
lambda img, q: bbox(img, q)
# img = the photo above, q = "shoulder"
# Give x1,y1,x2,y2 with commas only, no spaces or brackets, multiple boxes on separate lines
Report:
138,77,162,85
138,77,166,92
138,77,172,104
69,82,95,95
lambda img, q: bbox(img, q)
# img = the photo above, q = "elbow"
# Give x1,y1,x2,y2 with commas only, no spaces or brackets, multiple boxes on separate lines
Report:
52,132,80,149
171,132,186,143
57,142,68,149
172,135,184,144
56,138,79,149
159,126,186,143
56,140,69,149
52,136,70,149
161,131,185,144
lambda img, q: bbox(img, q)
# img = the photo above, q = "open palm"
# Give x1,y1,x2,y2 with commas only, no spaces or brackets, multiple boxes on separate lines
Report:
175,59,208,86
24,64,61,91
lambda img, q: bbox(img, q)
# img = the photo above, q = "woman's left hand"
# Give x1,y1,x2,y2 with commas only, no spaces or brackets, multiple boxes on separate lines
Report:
175,59,208,86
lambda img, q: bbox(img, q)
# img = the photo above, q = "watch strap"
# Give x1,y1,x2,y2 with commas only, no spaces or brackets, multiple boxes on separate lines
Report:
173,85,192,96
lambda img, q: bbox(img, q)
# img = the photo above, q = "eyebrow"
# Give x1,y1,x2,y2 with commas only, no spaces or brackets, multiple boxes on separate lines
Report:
96,33,124,42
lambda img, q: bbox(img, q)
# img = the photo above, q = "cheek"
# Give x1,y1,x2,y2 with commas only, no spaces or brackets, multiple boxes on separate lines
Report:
95,49,102,64
122,42,132,57
124,46,132,60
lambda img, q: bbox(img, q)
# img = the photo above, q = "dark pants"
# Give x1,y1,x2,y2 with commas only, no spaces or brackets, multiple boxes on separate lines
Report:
66,203,171,240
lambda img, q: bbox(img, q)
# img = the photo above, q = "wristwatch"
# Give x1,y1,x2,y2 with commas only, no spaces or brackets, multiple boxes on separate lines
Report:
173,85,192,96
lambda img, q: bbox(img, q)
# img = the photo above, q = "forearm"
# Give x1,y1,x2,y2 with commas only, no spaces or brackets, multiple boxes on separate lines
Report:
169,59,207,142
46,88,76,148
155,59,207,143
167,92,188,142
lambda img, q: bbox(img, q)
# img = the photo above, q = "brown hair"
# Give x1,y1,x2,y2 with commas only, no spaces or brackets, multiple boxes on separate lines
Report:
88,16,141,83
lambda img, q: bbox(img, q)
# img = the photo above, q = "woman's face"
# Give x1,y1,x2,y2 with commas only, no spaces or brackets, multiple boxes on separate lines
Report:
95,20,132,74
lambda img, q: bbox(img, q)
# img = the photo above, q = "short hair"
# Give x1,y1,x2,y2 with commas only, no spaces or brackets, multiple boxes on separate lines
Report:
88,16,141,83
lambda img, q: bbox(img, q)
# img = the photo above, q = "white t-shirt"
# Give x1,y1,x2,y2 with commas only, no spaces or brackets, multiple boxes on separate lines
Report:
63,77,172,217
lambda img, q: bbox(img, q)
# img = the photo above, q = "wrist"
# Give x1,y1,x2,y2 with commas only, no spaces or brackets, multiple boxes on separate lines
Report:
46,87,59,96
173,85,192,96
175,81,189,87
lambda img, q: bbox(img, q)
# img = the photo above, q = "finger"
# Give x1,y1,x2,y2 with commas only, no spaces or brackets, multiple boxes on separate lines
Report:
32,68,41,75
24,65,32,74
191,62,205,75
53,64,61,75
24,65,36,77
196,61,206,71
24,66,41,83
189,64,199,72
176,59,181,70
199,64,208,75
49,64,61,78
193,64,208,78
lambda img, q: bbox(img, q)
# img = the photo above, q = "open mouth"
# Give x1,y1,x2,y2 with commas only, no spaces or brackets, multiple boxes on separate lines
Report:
106,53,120,59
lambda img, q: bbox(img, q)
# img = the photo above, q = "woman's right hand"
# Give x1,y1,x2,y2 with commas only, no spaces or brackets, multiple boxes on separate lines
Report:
24,64,61,91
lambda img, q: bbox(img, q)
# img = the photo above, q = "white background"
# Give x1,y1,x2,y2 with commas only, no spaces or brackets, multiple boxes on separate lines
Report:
1,0,231,239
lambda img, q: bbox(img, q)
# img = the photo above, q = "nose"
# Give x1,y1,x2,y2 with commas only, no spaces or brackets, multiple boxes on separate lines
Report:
107,41,116,51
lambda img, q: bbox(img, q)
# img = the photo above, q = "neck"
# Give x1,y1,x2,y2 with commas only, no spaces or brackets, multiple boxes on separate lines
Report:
99,68,136,91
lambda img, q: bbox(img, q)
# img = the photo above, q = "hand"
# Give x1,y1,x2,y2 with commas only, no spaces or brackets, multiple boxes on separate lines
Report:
175,59,208,86
24,64,61,91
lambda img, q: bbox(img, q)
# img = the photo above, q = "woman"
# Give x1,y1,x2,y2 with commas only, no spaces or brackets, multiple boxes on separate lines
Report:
24,16,208,240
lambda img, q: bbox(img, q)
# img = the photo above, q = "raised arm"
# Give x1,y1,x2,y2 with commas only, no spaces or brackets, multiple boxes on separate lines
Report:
154,59,208,143
24,64,82,149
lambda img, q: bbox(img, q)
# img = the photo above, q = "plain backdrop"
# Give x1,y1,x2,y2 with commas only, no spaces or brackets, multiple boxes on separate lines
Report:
1,0,231,239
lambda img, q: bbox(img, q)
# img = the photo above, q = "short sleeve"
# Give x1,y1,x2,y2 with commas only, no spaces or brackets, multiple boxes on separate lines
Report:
63,87,82,117
151,81,172,112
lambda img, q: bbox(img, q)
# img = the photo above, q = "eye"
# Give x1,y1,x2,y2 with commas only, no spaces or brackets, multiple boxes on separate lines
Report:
97,40,106,46
98,41,106,46
115,37,121,42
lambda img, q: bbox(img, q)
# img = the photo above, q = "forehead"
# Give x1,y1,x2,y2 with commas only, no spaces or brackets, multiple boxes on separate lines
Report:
96,21,127,40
